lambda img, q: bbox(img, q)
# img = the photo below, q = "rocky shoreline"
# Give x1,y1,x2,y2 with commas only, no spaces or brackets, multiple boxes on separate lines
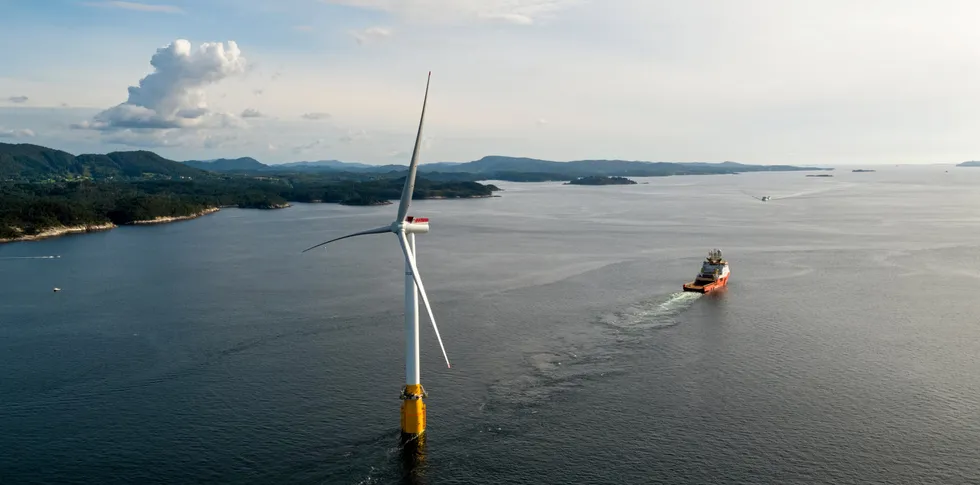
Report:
127,207,221,225
0,222,117,243
0,207,222,244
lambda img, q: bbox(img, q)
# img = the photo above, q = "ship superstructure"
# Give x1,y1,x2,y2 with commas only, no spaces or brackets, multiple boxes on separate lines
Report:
682,249,730,293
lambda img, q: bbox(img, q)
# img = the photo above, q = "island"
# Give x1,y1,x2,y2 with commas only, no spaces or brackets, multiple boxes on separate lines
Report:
564,175,638,186
0,143,502,243
806,174,834,177
852,169,876,173
0,140,828,243
956,161,980,167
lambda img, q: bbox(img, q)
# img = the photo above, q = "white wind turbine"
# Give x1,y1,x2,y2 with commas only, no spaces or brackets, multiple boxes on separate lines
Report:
302,72,450,438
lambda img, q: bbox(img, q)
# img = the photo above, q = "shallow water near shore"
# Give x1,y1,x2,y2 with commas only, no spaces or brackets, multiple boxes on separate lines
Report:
2,166,980,484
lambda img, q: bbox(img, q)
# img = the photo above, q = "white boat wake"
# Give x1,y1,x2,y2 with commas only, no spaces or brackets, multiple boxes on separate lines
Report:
599,291,702,330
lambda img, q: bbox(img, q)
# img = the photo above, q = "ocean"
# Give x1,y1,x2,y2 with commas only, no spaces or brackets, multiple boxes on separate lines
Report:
2,166,979,484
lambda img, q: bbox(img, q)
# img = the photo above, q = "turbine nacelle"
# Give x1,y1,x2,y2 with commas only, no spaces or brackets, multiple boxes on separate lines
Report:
393,217,430,235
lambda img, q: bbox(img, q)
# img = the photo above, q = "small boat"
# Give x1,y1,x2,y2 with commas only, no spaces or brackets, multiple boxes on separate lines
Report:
760,196,770,201
682,249,730,293
53,287,61,292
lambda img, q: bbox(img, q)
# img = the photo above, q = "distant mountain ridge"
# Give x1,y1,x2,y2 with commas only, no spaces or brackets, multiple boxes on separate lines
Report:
278,160,375,169
0,141,829,182
184,157,266,172
1,142,207,181
179,154,828,177
956,161,980,167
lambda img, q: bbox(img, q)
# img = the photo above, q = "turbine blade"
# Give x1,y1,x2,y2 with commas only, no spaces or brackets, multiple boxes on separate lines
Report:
301,225,390,253
396,71,432,223
398,231,451,368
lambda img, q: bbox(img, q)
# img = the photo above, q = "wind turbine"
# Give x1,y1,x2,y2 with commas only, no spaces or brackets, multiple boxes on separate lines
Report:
303,72,450,438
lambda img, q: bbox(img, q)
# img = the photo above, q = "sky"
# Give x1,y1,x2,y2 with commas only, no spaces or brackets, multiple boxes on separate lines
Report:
1,0,979,165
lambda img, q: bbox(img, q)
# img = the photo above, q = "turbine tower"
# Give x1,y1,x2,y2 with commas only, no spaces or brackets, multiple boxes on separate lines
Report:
303,72,450,439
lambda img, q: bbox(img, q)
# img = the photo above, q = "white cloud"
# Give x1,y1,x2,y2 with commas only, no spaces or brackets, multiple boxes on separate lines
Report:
351,27,393,45
7,96,28,104
102,130,173,148
12,0,980,166
320,0,580,25
0,127,35,138
241,108,263,118
72,39,247,147
82,1,184,14
301,112,331,120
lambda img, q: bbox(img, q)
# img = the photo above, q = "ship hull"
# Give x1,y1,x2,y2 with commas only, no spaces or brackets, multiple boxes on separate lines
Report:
682,274,729,293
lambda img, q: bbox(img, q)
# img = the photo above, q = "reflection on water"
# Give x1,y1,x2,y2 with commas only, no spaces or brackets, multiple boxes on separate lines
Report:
399,433,427,485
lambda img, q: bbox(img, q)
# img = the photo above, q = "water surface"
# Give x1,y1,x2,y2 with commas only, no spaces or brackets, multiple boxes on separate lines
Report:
2,166,980,484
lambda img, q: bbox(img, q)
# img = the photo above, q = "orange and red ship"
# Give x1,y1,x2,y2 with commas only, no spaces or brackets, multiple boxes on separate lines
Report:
682,249,730,293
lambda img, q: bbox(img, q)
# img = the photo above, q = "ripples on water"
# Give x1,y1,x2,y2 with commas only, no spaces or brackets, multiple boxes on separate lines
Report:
3,168,980,484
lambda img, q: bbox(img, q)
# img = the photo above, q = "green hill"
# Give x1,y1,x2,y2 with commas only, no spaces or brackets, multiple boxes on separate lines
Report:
183,157,268,172
0,143,209,181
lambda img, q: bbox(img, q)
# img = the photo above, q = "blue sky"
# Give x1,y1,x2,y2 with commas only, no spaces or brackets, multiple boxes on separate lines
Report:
1,0,979,165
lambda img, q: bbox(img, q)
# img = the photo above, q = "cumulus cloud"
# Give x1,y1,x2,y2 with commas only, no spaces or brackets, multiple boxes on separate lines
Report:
301,112,331,121
320,0,580,25
241,108,264,118
103,130,173,148
0,128,35,138
82,1,184,14
351,26,393,44
7,96,28,104
72,39,247,146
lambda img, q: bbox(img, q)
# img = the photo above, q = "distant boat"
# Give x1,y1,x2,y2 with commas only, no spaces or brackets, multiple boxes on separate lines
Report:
760,196,771,201
682,249,730,294
52,287,61,292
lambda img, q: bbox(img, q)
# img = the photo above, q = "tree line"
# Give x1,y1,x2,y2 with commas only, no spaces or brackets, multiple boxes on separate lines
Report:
0,176,498,238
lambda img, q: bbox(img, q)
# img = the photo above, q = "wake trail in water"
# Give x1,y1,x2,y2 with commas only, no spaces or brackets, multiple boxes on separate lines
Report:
0,255,60,259
484,291,704,412
736,183,855,202
599,291,702,330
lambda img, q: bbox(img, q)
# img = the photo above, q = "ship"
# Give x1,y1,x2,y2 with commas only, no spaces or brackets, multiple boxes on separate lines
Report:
682,249,730,293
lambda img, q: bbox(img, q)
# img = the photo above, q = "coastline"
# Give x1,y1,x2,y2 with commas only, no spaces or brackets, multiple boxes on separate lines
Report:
127,207,221,225
0,195,489,244
0,222,117,244
0,207,222,244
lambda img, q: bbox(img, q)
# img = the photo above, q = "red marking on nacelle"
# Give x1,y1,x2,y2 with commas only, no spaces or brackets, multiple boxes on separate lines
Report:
414,217,429,223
